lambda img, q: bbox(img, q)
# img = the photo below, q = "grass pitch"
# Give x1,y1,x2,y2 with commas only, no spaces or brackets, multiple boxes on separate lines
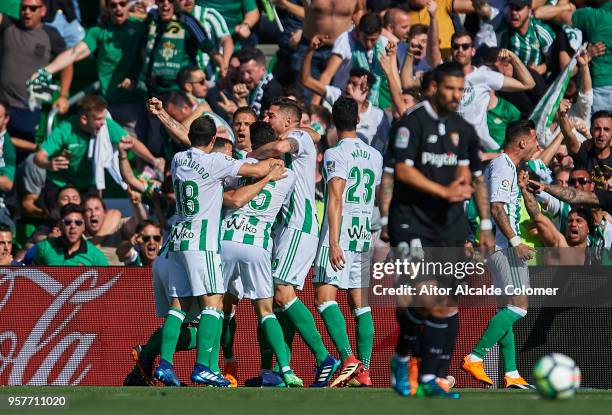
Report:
1,387,611,415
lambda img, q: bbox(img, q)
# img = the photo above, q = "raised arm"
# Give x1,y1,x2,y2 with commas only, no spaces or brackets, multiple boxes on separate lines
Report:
425,0,442,68
300,35,328,97
557,99,581,154
533,181,601,206
537,130,564,167
520,173,564,247
147,98,191,147
118,138,147,193
378,42,405,115
499,49,536,91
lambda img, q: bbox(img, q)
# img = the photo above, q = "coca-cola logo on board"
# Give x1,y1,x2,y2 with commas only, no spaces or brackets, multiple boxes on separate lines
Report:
0,268,121,385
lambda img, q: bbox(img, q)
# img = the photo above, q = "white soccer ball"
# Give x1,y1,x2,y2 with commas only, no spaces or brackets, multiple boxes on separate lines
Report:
533,353,581,400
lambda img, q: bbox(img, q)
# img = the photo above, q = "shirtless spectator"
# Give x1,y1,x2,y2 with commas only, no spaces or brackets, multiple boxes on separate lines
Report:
83,194,146,265
291,0,366,102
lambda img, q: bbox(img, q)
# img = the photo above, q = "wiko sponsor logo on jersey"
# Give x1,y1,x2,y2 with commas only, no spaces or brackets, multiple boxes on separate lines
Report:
347,223,373,241
225,216,257,234
421,151,458,167
170,223,195,240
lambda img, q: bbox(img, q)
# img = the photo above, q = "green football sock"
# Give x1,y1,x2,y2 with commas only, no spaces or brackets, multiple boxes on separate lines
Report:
257,322,274,370
196,308,221,366
160,307,186,365
318,301,353,361
220,313,236,359
274,310,295,362
354,307,374,368
498,327,517,372
472,306,525,359
261,314,291,371
284,298,328,365
209,310,224,373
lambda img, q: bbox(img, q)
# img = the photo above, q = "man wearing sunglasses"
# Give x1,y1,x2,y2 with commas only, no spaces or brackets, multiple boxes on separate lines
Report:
0,0,72,150
117,220,163,267
32,203,108,266
35,0,148,140
176,66,210,108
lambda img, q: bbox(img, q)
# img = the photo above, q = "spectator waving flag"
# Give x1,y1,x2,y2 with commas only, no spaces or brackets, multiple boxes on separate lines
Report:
0,0,21,19
529,43,587,147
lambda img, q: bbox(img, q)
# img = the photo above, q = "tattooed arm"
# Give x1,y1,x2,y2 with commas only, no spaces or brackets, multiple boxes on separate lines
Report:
522,183,564,247
247,138,299,159
147,98,190,147
472,175,494,254
533,181,601,207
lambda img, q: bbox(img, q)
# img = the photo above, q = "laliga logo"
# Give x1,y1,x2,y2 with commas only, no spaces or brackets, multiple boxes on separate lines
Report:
0,269,121,385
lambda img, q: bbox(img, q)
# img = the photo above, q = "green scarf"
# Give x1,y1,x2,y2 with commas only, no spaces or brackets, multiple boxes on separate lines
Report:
351,35,390,109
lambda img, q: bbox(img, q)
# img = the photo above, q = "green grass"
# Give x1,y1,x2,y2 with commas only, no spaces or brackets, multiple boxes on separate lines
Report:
1,387,611,415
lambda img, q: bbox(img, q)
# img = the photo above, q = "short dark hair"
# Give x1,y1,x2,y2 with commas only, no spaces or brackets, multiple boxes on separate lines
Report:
349,67,376,89
591,110,612,125
189,115,217,147
421,70,435,93
433,62,464,84
310,105,331,128
176,66,201,88
569,208,594,235
233,106,257,121
332,97,359,132
60,203,85,219
0,97,9,114
57,185,80,202
83,194,107,211
136,219,161,234
271,98,302,125
165,91,191,109
505,119,535,147
480,46,501,67
0,224,12,234
409,24,428,38
358,12,382,36
237,47,266,67
383,8,408,27
250,121,277,150
282,84,305,102
451,30,474,46
77,95,107,115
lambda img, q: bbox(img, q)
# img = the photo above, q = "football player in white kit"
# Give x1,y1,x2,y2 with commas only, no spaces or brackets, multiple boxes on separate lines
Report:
248,99,341,387
313,97,383,387
153,115,284,387
463,120,539,389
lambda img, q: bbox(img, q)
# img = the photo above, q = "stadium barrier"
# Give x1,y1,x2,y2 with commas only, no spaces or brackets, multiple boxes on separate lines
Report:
1,266,609,387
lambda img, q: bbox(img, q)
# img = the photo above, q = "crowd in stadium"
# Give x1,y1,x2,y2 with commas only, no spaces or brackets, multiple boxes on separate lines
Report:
0,0,611,394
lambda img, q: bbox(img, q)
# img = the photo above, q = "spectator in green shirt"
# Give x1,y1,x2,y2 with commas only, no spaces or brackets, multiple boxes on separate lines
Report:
561,0,612,113
34,95,159,211
37,0,148,140
197,0,260,47
485,92,521,157
33,203,109,266
0,98,16,232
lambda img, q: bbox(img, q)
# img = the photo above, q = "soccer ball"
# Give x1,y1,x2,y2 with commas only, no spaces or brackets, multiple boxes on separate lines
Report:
533,353,581,399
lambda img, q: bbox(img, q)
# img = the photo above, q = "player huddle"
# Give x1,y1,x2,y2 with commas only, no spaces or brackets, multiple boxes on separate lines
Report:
140,97,382,389
127,63,540,397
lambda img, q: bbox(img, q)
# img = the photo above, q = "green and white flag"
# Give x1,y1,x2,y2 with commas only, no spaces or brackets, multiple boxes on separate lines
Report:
0,0,21,19
529,43,587,146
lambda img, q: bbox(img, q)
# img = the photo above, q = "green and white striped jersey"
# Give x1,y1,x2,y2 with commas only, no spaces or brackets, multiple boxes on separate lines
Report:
168,147,246,252
279,130,319,235
499,18,555,66
320,138,383,252
486,153,522,249
234,148,249,160
192,5,230,71
222,162,296,251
